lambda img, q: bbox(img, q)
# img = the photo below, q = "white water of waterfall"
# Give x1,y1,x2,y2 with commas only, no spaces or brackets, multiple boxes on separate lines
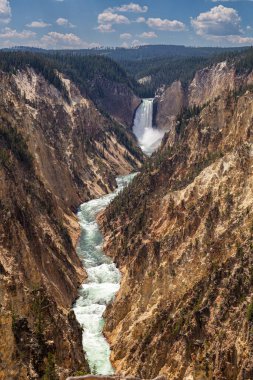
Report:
133,98,165,156
73,173,136,375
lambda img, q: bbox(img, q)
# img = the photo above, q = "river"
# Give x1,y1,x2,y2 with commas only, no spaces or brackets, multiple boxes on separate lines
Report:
73,98,165,375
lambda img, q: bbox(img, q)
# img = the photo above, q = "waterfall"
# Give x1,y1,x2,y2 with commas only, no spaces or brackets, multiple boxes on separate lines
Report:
72,99,165,376
133,98,165,155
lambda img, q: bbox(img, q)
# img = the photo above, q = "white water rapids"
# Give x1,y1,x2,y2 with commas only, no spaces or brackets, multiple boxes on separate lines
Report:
73,98,163,375
73,174,136,375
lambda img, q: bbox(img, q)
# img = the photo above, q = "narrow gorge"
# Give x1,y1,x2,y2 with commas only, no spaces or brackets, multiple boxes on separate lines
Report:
73,98,163,375
1,46,253,380
0,52,144,380
99,57,253,380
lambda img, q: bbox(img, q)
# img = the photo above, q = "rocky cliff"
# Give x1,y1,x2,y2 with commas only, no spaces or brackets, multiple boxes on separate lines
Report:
12,68,143,210
154,61,253,137
87,77,141,129
100,65,253,379
0,64,143,379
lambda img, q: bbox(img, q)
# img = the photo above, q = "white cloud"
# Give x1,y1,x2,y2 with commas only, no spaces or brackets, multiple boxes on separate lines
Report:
139,31,158,38
41,31,99,49
226,35,253,43
120,33,132,39
120,33,132,40
56,17,75,27
147,18,186,31
96,24,115,33
98,11,130,25
191,5,241,36
0,0,11,23
132,39,141,46
0,27,36,39
26,21,50,28
207,34,253,44
0,0,10,15
41,31,81,45
107,3,148,13
136,17,146,23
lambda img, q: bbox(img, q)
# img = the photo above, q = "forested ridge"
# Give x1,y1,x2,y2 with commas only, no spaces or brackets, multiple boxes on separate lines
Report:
0,51,136,105
0,46,252,100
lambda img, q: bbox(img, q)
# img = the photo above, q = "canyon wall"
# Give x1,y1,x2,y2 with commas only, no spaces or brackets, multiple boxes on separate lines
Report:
87,77,141,129
154,61,253,138
100,63,253,380
0,67,143,379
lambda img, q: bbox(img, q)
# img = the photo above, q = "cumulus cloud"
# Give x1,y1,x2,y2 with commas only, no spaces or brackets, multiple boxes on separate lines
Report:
96,24,115,33
26,21,50,28
107,3,148,13
41,31,99,48
120,33,132,39
98,11,130,25
0,0,11,23
96,3,148,33
136,17,146,23
226,35,253,43
191,5,241,36
139,31,158,38
147,18,186,31
0,27,36,39
56,18,75,27
41,32,80,45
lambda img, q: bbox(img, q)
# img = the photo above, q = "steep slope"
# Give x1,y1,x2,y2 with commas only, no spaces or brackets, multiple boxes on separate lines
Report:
0,123,87,379
0,59,143,379
87,75,141,129
7,67,143,210
154,59,253,135
99,72,253,379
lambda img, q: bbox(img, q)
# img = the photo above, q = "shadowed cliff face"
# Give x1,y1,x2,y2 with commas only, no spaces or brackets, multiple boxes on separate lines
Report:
87,77,141,129
154,61,253,139
100,74,253,379
0,128,87,379
12,68,143,210
0,67,144,379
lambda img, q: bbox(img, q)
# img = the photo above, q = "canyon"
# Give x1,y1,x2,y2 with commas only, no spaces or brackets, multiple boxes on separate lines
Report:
1,48,253,380
99,59,253,380
0,56,143,380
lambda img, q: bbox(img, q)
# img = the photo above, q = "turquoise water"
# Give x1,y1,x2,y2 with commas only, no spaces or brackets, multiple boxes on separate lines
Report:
73,174,136,375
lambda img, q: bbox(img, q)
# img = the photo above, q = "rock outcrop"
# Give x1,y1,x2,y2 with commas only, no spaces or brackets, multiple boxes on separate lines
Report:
12,68,143,210
154,61,253,137
154,81,186,136
87,77,141,129
100,67,253,379
0,66,143,379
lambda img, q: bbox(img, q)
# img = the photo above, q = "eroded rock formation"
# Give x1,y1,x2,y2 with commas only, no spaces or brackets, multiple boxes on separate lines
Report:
0,67,143,379
154,61,253,138
100,64,253,380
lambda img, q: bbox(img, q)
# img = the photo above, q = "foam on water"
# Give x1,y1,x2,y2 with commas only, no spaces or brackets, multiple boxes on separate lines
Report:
73,173,136,375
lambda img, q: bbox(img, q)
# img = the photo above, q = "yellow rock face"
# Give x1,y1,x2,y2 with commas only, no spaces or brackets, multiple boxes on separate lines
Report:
100,64,253,380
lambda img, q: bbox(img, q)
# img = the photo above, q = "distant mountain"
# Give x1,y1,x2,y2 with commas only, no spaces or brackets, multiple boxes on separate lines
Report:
3,44,247,61
3,45,247,98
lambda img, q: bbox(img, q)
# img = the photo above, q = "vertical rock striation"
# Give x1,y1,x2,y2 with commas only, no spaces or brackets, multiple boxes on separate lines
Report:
0,65,143,379
99,63,253,380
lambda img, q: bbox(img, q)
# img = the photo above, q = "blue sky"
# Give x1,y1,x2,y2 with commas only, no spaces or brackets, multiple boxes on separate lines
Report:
0,0,253,48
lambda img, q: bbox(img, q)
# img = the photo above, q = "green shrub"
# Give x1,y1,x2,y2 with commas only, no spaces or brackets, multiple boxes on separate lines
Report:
0,125,33,169
43,353,58,380
247,302,253,323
